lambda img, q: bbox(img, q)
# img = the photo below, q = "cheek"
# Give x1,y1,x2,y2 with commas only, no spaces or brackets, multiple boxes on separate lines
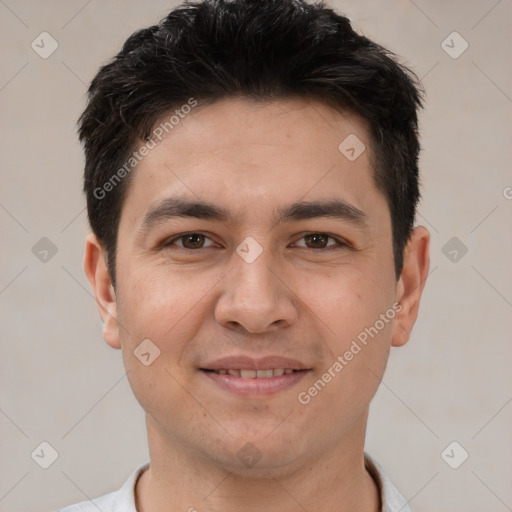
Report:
304,263,392,338
297,313,393,432
114,269,208,424
114,267,212,393
118,264,212,337
304,267,395,396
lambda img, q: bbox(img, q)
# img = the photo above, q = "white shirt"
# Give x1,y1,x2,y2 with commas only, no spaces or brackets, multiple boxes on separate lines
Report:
56,454,411,512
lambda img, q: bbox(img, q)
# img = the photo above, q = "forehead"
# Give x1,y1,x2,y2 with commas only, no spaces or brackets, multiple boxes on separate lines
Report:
119,97,385,230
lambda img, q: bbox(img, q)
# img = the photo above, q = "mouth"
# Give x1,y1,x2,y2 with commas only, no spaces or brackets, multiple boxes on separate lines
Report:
199,363,311,395
199,355,311,395
201,368,301,378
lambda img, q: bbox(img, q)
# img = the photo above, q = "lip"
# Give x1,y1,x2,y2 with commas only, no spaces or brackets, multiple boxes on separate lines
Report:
201,368,310,396
200,355,309,371
199,355,311,396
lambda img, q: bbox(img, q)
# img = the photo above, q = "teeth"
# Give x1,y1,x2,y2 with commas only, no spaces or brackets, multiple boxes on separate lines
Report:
256,369,274,378
214,368,296,378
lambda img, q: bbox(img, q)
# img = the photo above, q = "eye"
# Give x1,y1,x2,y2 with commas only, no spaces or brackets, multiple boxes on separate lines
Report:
293,233,345,250
163,233,217,250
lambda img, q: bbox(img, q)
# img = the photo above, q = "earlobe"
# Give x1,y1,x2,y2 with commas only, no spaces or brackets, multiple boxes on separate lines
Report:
83,232,121,349
391,226,430,347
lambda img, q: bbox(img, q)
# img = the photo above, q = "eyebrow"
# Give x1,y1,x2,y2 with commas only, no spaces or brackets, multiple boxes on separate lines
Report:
137,196,368,235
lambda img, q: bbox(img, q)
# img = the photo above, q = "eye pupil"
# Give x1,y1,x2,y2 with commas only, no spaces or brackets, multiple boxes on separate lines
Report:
183,234,204,249
306,233,328,248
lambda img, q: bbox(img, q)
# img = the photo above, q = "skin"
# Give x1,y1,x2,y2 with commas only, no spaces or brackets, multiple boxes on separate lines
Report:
84,97,430,512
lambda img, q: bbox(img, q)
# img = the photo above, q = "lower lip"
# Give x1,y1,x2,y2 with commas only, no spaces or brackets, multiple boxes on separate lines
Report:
201,370,310,396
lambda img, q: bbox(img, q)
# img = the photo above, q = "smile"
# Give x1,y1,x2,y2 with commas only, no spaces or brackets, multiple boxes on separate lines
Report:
200,368,310,395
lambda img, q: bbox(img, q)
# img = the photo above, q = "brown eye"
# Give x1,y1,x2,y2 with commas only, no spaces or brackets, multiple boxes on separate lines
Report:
180,234,205,249
163,233,216,250
304,233,329,248
294,233,342,250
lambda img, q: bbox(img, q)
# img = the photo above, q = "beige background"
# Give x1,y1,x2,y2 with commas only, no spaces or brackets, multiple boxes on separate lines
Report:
1,1,511,511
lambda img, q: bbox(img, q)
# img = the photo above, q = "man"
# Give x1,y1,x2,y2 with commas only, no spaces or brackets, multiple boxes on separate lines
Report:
58,0,430,510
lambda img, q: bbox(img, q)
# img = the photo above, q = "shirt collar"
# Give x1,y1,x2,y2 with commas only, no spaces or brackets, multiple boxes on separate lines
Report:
365,453,411,512
120,455,410,512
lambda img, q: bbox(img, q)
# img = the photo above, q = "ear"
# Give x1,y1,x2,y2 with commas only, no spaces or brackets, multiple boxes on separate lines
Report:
83,232,121,349
391,226,430,347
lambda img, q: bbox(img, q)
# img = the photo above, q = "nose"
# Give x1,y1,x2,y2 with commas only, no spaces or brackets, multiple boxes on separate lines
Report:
214,244,298,334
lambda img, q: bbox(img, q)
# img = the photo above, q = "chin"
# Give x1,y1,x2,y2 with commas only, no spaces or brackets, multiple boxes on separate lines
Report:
205,425,309,474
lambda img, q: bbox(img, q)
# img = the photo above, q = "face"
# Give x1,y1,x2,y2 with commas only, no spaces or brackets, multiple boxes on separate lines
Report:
85,97,429,474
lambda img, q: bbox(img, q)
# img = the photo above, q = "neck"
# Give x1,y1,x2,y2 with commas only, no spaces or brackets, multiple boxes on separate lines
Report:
135,413,380,512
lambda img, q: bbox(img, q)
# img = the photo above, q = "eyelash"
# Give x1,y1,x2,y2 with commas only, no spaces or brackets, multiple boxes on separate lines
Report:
161,232,349,252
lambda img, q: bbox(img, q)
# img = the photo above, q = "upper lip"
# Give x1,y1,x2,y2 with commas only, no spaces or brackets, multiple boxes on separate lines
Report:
200,355,310,371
